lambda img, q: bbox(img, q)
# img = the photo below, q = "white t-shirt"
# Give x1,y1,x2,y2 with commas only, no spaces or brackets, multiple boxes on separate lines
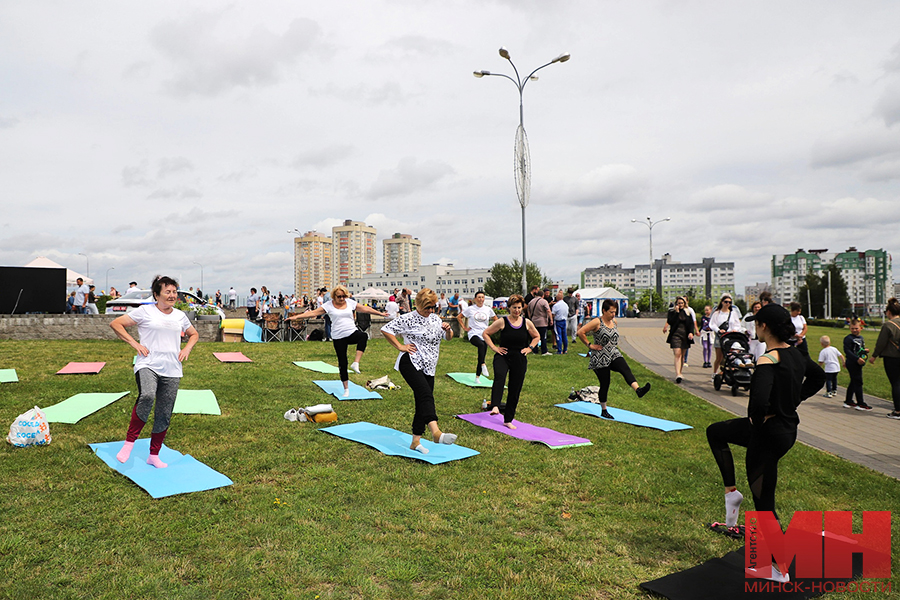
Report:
551,301,569,322
817,346,843,373
74,283,90,306
459,299,469,312
792,314,807,337
438,297,449,309
462,304,496,339
323,299,358,340
385,300,400,319
130,304,193,378
228,288,236,300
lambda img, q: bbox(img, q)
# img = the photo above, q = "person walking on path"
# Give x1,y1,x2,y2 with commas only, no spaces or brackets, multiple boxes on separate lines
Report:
528,290,552,356
662,296,696,383
577,299,652,419
843,318,871,410
457,291,497,383
381,288,459,453
285,285,387,397
682,302,698,367
705,304,824,578
708,294,743,376
482,294,541,429
551,291,570,354
743,301,766,362
789,302,809,358
817,336,845,399
870,297,900,419
110,275,199,468
699,305,715,368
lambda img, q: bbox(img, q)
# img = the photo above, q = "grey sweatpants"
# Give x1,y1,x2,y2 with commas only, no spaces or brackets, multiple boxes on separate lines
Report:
135,368,180,434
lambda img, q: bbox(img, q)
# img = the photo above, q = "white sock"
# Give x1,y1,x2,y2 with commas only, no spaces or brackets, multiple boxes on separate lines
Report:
342,388,350,397
412,444,429,454
350,362,360,374
725,489,743,527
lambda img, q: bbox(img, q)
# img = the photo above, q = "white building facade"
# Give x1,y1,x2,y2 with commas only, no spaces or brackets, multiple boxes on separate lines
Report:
346,264,491,299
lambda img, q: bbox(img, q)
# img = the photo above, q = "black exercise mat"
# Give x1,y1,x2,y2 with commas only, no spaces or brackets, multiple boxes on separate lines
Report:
640,546,864,599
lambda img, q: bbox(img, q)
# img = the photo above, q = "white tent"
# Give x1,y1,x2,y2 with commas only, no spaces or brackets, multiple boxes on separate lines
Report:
574,287,629,317
24,256,93,286
354,287,390,300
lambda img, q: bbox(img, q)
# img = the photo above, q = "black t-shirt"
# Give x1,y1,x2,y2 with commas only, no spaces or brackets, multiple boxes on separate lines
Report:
748,346,825,430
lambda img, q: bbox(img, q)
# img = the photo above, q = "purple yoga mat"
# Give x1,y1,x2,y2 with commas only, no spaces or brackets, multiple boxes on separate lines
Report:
456,412,592,448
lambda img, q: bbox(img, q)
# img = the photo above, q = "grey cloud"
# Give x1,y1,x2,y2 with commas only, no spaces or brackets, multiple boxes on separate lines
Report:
687,184,771,211
157,156,194,178
809,130,900,168
122,160,150,187
367,157,455,199
366,35,458,61
540,164,647,207
874,83,900,127
147,187,203,200
884,40,900,73
309,82,414,106
292,145,356,169
112,224,134,234
0,116,20,129
217,168,258,183
151,14,324,97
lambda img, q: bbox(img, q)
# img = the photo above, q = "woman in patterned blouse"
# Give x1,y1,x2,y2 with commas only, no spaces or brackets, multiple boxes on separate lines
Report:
381,288,458,454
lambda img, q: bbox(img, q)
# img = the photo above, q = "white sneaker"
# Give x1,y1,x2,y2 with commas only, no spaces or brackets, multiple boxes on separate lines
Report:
480,365,489,378
475,376,481,385
283,408,298,422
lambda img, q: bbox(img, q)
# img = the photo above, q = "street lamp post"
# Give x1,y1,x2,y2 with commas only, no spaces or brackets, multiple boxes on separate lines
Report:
474,47,570,295
106,267,115,293
192,262,203,297
631,216,670,302
78,252,90,278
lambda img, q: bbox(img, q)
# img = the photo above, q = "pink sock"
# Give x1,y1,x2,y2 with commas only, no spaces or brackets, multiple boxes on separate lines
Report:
147,454,168,469
116,441,135,463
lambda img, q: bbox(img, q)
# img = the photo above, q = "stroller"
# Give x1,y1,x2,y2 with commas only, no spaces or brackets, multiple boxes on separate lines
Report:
713,331,754,396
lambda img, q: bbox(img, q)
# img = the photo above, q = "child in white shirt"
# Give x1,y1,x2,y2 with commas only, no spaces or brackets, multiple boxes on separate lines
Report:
817,336,845,398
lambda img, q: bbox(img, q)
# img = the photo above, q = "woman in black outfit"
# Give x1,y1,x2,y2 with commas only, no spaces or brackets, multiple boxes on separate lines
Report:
706,304,824,580
482,294,541,429
870,297,900,419
662,296,696,384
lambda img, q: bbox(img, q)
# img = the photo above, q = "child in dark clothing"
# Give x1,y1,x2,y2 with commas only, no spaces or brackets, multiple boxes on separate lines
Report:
843,318,872,411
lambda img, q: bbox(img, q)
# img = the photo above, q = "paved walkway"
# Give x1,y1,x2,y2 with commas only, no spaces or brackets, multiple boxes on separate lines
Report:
616,318,900,481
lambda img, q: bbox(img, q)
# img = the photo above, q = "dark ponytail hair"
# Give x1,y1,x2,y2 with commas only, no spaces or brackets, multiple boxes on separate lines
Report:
769,320,797,343
886,297,900,317
151,275,178,300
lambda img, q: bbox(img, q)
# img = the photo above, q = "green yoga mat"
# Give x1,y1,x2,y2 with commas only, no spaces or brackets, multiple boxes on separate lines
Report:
293,361,340,374
43,392,130,424
446,372,501,388
0,369,18,383
173,390,221,415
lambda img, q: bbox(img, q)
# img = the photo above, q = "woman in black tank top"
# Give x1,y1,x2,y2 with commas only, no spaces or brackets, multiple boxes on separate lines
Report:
481,295,540,428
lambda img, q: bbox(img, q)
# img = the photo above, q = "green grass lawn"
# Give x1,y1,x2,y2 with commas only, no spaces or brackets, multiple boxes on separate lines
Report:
806,325,896,403
1,337,898,599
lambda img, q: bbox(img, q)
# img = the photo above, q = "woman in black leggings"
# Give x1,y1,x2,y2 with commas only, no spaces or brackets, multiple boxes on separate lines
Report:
706,303,824,581
576,299,651,419
870,297,900,419
481,294,540,429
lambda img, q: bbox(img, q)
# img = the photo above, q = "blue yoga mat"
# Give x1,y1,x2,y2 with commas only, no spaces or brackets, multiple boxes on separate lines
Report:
555,402,693,432
319,422,479,465
243,321,263,343
313,380,382,400
89,439,233,498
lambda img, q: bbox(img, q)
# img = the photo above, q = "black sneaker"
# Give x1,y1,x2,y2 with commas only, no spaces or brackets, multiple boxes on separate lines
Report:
855,403,873,411
843,402,857,409
601,410,615,420
636,383,651,398
887,412,900,420
675,376,683,384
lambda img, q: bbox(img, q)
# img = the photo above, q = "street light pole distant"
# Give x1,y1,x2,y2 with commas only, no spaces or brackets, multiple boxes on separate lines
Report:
631,216,670,299
474,47,570,295
192,262,203,296
78,252,90,278
106,267,115,293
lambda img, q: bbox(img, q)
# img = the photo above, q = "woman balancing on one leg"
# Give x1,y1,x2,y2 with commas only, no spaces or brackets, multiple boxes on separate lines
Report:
706,304,824,582
285,285,386,397
381,288,458,453
456,290,497,384
481,294,540,429
577,299,651,419
110,276,199,468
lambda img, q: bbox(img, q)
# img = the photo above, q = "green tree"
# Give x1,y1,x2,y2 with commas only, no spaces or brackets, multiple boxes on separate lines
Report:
799,264,850,318
484,259,552,298
636,289,667,312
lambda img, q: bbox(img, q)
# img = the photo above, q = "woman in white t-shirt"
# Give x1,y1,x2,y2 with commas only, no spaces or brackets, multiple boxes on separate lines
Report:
708,294,744,376
789,301,809,357
110,275,199,468
286,285,387,397
456,291,497,383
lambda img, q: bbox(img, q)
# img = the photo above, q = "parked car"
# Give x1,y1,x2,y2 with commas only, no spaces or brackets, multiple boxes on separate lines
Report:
104,289,226,319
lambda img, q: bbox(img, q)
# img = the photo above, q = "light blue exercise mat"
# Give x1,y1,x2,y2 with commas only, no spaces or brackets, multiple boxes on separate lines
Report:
0,369,18,383
313,380,382,400
319,422,479,465
173,389,221,415
293,361,341,374
43,392,130,424
243,320,263,343
555,402,693,432
89,439,233,499
446,372,499,388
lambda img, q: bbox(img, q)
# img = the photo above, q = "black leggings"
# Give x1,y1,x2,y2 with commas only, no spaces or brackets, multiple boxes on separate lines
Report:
491,352,528,423
333,329,368,381
593,356,637,404
846,361,864,405
706,417,797,519
536,326,548,355
398,353,437,436
469,335,488,376
884,356,900,411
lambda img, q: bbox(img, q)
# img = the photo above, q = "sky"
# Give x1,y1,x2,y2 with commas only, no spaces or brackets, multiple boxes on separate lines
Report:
2,1,899,298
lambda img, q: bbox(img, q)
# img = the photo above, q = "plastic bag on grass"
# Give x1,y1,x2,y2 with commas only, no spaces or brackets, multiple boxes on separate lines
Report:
7,406,52,447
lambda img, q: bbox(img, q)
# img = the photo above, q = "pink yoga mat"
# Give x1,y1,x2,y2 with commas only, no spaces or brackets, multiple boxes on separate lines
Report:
56,362,106,374
213,352,253,363
456,412,592,448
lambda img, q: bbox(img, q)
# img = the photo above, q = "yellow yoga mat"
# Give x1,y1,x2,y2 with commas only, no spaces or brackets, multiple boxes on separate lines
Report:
221,318,245,331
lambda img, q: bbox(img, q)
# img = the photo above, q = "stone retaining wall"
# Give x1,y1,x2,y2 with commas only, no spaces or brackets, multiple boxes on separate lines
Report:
0,314,221,342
